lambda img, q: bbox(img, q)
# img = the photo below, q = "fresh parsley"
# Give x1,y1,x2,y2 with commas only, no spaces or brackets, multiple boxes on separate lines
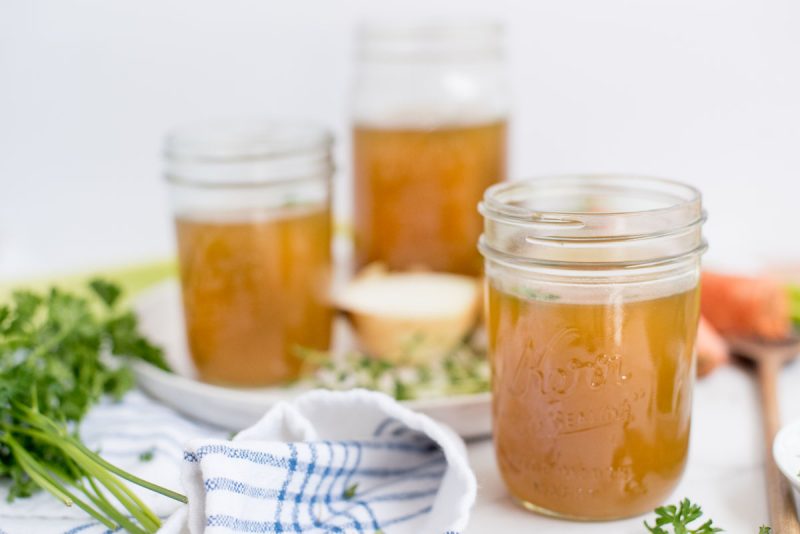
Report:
645,499,722,534
645,498,774,533
0,280,181,533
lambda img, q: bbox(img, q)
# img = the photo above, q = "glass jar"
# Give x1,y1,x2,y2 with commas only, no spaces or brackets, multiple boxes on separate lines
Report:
164,119,334,386
479,175,706,520
352,20,509,276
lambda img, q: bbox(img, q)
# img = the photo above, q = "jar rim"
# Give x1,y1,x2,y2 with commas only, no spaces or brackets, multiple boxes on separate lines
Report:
163,118,333,187
481,174,701,220
164,118,331,160
478,174,707,269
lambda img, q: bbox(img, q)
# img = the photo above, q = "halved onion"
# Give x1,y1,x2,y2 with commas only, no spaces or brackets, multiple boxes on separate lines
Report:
335,266,482,365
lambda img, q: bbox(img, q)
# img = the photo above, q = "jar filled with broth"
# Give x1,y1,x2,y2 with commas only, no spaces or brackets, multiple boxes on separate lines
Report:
479,176,706,519
164,120,333,386
352,21,508,276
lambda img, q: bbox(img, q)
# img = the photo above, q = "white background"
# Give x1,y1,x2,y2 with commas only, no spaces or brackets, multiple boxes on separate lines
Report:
1,0,799,278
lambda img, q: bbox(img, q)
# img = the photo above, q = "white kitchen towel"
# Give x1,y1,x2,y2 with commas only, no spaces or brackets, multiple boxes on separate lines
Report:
159,389,476,534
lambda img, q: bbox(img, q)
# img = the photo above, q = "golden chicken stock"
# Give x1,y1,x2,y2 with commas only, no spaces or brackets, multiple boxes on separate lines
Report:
175,206,332,386
353,121,506,276
487,283,699,519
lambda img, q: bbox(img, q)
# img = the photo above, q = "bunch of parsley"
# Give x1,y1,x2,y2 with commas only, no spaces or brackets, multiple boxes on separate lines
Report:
0,280,184,533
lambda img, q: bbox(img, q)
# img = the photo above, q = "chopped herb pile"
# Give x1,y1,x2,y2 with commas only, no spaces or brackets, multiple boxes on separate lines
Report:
298,339,489,401
0,280,182,533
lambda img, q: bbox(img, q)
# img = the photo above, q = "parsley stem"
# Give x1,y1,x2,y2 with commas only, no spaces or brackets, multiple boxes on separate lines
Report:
74,439,188,503
1,436,73,506
56,440,161,532
54,434,164,529
7,413,166,533
79,475,150,534
80,487,147,534
12,405,185,503
3,436,118,530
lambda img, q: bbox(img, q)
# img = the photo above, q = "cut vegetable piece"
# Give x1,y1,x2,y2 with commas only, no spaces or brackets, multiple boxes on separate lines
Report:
701,271,791,340
335,266,481,364
696,316,729,377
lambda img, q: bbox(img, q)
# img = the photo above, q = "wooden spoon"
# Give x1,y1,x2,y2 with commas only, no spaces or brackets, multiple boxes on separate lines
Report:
728,335,800,533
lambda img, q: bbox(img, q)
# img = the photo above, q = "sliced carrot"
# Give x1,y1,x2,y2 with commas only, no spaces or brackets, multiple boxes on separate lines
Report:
696,316,729,377
701,271,791,340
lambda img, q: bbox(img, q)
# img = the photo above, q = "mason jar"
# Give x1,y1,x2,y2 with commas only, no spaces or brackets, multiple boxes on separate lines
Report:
478,175,706,519
352,20,508,276
164,120,334,386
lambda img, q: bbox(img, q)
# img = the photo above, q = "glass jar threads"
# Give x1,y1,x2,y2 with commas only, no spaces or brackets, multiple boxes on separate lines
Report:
479,175,706,519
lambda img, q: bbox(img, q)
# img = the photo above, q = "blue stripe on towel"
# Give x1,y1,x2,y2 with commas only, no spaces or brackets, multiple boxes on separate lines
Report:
207,515,363,532
308,441,334,528
273,443,298,533
203,476,440,505
344,442,380,531
292,442,317,532
186,444,445,479
323,441,363,533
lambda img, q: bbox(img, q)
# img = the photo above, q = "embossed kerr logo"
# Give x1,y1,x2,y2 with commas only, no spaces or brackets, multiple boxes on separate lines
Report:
509,327,632,399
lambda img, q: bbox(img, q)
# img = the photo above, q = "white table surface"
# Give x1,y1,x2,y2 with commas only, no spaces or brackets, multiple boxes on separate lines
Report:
4,275,796,533
464,362,798,533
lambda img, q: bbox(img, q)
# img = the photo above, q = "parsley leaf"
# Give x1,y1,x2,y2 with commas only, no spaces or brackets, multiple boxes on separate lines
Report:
89,278,122,308
645,499,722,534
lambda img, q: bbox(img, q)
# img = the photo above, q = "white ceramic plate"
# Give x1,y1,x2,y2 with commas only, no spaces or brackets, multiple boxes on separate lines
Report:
131,280,492,438
774,418,800,490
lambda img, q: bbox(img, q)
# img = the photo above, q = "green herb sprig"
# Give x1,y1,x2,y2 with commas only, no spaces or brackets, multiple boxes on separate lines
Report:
645,499,722,534
645,498,772,534
0,280,180,533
